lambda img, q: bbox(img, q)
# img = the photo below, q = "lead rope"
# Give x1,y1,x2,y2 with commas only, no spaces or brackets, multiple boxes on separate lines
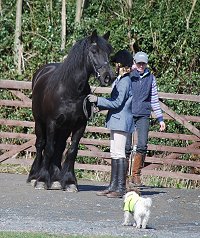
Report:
83,87,97,121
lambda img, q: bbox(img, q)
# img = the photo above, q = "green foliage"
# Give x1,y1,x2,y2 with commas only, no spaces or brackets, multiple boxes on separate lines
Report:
1,0,199,83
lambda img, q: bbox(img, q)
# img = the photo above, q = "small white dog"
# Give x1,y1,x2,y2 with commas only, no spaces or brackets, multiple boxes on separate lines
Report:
122,190,152,229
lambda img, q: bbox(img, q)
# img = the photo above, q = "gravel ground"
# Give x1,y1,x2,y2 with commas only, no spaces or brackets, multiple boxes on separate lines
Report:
0,173,200,238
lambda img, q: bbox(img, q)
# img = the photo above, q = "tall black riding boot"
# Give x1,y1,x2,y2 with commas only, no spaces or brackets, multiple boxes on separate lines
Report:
96,159,118,196
107,158,126,198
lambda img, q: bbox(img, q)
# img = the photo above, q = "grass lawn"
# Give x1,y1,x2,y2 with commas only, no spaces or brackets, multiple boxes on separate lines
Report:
0,231,128,238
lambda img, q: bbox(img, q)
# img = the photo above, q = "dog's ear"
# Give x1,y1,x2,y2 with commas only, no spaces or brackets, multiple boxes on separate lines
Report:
130,188,141,196
136,188,141,196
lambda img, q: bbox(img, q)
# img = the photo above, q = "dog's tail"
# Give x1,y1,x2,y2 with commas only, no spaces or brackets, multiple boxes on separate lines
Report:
143,197,152,208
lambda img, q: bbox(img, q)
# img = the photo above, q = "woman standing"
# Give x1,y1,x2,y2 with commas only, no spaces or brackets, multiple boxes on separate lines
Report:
127,51,166,186
88,49,134,198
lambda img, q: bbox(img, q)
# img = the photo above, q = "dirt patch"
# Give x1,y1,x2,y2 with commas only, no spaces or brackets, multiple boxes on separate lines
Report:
0,173,199,237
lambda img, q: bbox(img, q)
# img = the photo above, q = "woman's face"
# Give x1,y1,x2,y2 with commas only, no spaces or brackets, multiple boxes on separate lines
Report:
135,62,147,74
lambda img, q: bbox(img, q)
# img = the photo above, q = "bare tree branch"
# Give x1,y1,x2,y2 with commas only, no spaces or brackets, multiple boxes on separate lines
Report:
186,0,197,29
14,0,23,75
75,0,83,24
0,0,2,16
180,0,197,56
61,0,66,51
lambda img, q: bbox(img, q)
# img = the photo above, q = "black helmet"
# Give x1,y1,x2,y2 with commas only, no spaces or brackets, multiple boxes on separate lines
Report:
111,49,133,67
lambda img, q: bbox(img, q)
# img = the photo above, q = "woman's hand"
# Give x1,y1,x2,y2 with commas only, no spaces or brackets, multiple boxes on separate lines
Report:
88,94,98,103
159,121,166,131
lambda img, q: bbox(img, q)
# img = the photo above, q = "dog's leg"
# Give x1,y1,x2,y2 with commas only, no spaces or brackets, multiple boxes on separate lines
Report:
141,211,150,229
134,214,142,229
122,211,132,226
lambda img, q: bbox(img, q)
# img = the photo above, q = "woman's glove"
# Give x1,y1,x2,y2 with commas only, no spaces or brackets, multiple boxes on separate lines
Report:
88,94,98,103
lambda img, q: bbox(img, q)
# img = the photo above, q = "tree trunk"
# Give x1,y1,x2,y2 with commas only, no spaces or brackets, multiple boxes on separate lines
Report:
47,0,53,25
126,0,134,53
14,0,23,75
0,0,2,16
126,0,132,9
61,0,66,51
49,0,52,12
75,0,85,24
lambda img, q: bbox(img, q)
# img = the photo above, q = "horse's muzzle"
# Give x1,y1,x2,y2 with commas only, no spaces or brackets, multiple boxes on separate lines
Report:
104,75,110,84
101,71,115,86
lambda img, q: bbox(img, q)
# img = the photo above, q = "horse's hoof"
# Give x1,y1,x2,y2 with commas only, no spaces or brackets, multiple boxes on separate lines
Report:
65,184,78,193
50,181,62,190
35,181,46,190
30,179,36,187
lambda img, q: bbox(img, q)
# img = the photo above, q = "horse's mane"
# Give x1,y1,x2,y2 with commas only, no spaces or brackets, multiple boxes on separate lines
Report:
46,34,112,92
63,35,112,77
63,38,89,77
46,37,89,92
62,34,112,79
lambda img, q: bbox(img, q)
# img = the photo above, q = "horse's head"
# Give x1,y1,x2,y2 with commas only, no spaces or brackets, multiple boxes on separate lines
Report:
88,30,115,86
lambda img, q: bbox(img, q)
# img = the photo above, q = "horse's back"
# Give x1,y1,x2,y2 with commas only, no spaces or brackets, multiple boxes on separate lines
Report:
32,62,61,90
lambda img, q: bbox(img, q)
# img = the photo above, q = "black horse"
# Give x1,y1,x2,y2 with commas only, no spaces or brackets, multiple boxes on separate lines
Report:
27,30,114,192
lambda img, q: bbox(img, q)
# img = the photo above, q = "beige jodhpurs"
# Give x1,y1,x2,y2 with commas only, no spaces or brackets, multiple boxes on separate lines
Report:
110,130,128,159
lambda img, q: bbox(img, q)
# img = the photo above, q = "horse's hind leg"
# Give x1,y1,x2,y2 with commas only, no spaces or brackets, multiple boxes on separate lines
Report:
61,122,87,192
35,121,56,189
27,121,45,185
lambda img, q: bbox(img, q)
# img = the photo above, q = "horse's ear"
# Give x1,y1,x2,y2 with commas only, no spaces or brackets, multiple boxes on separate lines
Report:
90,29,98,43
103,31,110,41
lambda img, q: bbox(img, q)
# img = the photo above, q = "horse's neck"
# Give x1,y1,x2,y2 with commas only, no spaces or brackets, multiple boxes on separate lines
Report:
61,64,91,96
76,75,91,95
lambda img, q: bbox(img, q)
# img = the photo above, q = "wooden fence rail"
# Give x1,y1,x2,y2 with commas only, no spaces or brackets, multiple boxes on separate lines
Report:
0,79,200,181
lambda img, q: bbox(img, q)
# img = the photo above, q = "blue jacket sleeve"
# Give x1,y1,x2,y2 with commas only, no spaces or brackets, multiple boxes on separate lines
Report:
97,77,130,110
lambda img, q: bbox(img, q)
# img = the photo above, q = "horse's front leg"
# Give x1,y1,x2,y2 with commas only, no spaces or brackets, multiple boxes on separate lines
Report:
49,128,71,190
27,120,45,185
35,121,55,189
61,122,87,192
